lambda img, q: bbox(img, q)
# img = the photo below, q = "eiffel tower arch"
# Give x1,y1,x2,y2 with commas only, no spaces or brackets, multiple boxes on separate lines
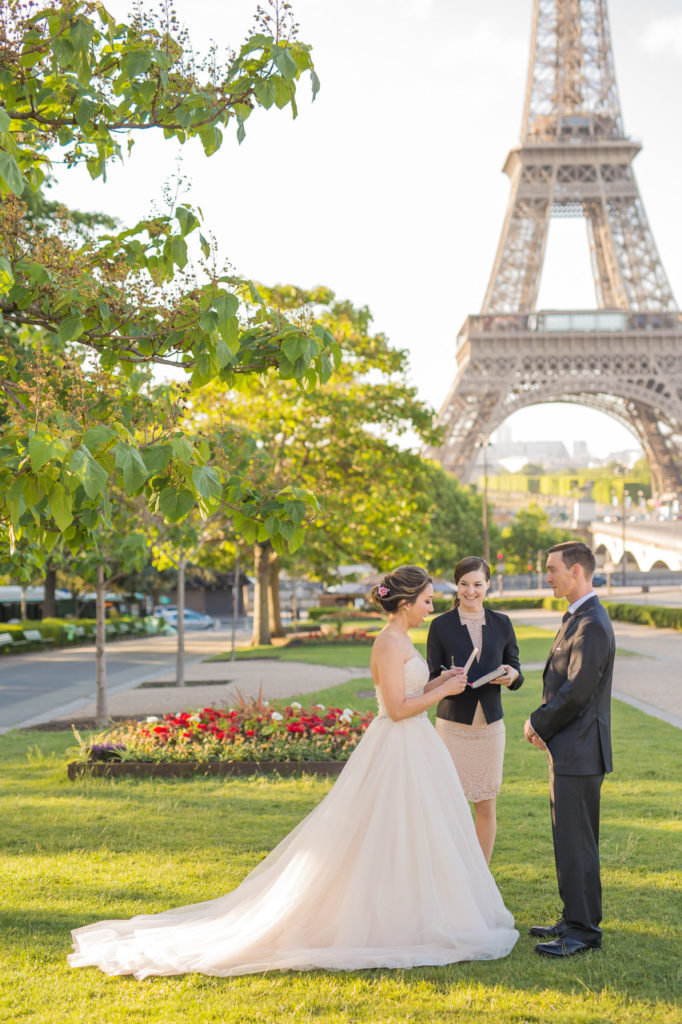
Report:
433,0,682,499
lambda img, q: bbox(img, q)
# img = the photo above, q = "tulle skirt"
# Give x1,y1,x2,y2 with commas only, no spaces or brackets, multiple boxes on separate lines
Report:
68,713,518,978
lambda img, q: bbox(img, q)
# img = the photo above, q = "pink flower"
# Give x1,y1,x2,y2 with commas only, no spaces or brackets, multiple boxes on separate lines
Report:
377,585,389,597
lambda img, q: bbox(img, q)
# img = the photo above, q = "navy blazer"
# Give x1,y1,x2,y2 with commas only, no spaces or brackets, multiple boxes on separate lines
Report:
426,607,523,725
530,596,615,776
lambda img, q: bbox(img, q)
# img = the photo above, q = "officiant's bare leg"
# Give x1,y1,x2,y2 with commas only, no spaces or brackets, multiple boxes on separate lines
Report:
473,798,497,863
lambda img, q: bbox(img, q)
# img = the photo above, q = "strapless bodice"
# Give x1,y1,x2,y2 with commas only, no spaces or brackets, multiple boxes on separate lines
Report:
375,654,429,718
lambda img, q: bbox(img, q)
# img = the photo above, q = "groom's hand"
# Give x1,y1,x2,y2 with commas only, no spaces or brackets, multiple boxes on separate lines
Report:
524,718,547,750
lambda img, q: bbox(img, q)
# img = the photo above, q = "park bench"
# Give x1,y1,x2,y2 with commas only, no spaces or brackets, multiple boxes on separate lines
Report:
0,631,29,652
22,629,55,648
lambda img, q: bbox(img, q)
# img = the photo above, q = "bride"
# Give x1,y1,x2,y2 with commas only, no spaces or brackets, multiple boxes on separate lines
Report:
69,565,518,978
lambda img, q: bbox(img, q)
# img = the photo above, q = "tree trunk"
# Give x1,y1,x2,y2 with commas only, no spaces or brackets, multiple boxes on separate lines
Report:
95,564,108,727
268,549,284,638
230,550,240,662
251,540,272,646
176,551,186,687
20,586,27,621
43,564,57,618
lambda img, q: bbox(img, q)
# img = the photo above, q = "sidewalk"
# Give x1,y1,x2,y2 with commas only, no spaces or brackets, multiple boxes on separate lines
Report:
508,608,682,729
45,608,681,730
46,656,372,726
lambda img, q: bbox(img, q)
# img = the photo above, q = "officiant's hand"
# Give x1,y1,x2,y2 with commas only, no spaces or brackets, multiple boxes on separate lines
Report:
490,664,519,687
524,718,547,750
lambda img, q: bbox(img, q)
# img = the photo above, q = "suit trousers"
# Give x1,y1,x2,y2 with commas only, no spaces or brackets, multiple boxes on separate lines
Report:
549,767,604,945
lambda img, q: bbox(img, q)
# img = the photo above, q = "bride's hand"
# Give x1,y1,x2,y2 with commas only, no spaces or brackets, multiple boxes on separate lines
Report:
440,667,468,696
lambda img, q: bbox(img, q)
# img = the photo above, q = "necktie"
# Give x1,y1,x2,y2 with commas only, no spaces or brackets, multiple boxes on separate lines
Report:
562,611,572,624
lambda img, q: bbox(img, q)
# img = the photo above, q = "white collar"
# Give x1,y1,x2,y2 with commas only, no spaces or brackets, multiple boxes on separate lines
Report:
567,590,597,615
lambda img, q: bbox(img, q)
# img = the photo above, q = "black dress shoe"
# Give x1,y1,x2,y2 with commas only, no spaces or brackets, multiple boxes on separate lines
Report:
534,937,600,958
529,923,564,938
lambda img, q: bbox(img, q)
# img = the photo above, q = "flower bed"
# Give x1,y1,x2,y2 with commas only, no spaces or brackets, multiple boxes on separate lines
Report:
68,701,374,775
67,760,346,780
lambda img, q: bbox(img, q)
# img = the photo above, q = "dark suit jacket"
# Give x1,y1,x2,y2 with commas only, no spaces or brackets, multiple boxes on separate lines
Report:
426,607,523,725
530,596,615,776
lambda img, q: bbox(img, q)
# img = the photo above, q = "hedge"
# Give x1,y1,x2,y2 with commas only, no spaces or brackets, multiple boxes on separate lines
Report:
482,596,682,631
0,615,161,652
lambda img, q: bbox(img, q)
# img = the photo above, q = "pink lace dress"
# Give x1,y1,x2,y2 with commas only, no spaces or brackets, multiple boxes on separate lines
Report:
435,609,506,802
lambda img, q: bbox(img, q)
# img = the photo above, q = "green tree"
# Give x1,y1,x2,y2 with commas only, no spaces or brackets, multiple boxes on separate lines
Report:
195,286,485,642
0,0,338,561
500,504,573,574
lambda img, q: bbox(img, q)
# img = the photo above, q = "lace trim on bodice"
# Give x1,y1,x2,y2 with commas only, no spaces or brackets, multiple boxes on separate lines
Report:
375,654,429,719
457,608,485,662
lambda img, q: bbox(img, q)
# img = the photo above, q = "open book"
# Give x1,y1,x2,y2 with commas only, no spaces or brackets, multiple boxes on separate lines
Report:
468,666,506,689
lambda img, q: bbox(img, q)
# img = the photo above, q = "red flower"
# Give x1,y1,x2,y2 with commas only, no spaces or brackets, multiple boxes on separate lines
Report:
245,729,255,737
182,731,192,738
153,726,169,734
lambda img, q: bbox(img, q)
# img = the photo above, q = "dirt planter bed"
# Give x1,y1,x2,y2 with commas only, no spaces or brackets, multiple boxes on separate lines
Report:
67,760,346,780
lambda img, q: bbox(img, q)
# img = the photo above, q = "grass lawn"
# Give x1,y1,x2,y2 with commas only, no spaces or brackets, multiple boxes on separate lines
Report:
213,623,560,669
1,647,680,1023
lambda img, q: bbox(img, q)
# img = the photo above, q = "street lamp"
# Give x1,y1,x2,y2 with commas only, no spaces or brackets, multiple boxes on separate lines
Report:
478,435,491,565
621,488,630,586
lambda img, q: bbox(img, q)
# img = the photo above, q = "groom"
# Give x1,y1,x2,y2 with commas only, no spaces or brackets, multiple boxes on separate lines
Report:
524,541,615,958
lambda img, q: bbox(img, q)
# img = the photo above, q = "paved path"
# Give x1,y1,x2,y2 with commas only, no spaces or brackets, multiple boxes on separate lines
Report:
5,605,681,731
46,659,371,726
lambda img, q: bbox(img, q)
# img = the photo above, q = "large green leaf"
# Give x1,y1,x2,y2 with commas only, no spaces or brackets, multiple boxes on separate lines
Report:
0,256,13,295
0,149,24,196
68,448,108,499
82,424,117,452
28,433,58,472
191,465,222,501
114,443,149,493
271,45,298,82
48,483,73,531
157,486,195,522
142,445,172,475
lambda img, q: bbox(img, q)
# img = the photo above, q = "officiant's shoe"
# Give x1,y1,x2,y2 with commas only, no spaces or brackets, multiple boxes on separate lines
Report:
534,937,599,958
529,923,564,938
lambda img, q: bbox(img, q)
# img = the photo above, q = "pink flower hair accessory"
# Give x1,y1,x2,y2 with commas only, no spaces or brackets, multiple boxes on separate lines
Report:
377,584,389,597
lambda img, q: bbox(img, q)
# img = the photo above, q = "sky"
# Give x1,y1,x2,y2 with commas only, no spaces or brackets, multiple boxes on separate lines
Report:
51,0,682,459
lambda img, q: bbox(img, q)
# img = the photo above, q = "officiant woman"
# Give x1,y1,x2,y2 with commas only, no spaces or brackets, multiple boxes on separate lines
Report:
426,556,523,862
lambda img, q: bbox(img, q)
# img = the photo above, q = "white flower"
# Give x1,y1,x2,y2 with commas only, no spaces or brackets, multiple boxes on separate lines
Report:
145,716,159,723
314,704,326,712
264,700,270,706
342,708,354,717
271,711,284,721
290,701,302,709
339,714,352,725
189,714,201,723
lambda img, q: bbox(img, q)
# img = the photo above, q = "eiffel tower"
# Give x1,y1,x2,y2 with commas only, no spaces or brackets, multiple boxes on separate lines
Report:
433,0,682,498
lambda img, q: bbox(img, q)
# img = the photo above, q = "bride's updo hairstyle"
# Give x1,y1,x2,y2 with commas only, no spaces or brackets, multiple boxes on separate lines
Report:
452,556,491,608
370,565,432,613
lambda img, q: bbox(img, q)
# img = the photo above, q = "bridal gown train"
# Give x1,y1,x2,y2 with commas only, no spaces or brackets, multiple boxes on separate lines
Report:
68,656,518,978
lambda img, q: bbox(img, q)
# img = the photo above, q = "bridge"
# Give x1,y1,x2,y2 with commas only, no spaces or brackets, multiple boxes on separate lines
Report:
589,520,682,572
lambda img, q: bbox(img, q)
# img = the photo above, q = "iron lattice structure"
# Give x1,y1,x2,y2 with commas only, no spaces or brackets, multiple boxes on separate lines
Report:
433,0,682,497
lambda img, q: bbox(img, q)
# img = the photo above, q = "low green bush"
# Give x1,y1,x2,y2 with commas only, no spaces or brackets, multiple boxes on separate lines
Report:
306,606,382,622
601,601,682,630
478,595,682,631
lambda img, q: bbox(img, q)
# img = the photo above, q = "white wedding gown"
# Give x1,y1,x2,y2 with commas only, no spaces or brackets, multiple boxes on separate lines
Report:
68,656,518,978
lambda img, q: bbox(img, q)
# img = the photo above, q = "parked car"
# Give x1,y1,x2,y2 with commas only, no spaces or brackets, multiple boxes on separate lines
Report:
592,573,606,587
154,606,216,630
